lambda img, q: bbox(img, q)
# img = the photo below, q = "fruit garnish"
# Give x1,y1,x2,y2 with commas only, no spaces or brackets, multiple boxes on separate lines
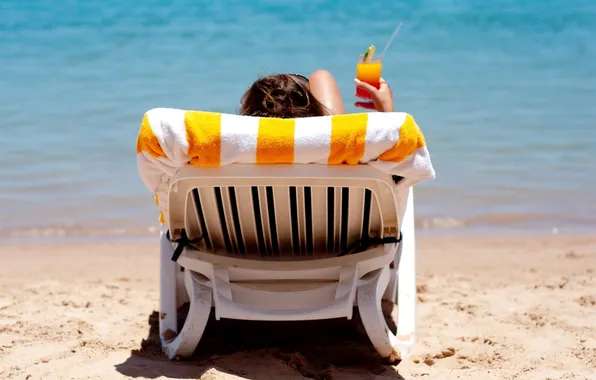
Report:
363,45,376,61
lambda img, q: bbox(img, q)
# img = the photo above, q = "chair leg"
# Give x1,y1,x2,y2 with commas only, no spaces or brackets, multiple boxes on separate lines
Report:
175,264,190,308
382,242,399,302
395,186,416,358
163,270,212,360
159,231,178,347
358,266,415,364
358,267,399,363
383,186,415,303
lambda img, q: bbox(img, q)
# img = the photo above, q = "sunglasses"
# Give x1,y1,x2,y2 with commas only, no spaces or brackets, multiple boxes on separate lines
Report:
291,74,309,85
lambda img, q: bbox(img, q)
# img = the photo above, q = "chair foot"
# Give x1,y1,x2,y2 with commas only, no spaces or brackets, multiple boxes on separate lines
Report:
162,270,212,360
357,267,413,364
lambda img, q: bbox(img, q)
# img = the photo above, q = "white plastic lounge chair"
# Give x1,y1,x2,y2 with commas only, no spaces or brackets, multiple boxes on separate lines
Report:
136,109,435,363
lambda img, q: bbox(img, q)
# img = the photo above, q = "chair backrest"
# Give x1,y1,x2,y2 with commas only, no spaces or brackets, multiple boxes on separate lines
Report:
167,164,404,260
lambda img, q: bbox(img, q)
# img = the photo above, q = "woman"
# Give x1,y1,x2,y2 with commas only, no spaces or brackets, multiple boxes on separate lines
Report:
239,70,394,118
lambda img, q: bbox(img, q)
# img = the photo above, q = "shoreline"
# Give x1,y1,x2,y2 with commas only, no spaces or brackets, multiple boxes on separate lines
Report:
1,234,595,379
1,225,593,247
2,209,595,245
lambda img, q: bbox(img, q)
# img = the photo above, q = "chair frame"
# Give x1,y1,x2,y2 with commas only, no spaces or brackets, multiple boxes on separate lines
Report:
157,164,417,363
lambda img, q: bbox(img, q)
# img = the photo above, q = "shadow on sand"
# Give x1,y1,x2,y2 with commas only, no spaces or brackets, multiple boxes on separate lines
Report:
115,302,405,379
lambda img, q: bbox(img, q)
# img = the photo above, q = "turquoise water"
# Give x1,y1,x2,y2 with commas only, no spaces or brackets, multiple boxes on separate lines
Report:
1,0,595,241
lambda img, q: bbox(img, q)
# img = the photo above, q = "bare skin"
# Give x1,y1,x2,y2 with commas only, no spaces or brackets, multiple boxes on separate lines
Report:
307,70,346,115
354,77,394,112
307,70,394,114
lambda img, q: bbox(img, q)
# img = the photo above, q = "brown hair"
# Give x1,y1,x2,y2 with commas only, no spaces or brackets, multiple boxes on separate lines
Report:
240,74,329,118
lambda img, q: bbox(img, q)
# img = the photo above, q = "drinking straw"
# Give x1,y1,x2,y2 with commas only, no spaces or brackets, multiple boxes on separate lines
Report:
380,22,403,57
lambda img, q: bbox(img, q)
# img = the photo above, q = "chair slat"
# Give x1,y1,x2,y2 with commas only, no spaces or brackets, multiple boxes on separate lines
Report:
273,186,292,255
185,184,386,259
304,187,314,256
369,191,383,238
190,189,211,250
235,187,258,254
198,188,225,252
296,187,308,256
311,187,327,255
265,186,279,256
361,189,372,239
326,187,335,253
333,187,342,253
257,186,273,256
227,187,245,254
340,187,350,252
289,186,300,256
214,187,234,253
250,186,267,256
348,188,365,247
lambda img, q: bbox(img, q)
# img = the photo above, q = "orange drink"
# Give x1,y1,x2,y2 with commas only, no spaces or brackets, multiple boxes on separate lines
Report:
356,55,382,99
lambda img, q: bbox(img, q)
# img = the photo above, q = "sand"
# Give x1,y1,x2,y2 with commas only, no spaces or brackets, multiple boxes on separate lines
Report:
0,235,595,380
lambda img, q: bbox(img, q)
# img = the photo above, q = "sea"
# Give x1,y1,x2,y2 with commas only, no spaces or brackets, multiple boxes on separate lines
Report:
1,0,595,243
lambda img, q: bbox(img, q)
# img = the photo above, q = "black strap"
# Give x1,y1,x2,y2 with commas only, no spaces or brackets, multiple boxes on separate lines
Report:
166,229,203,262
392,175,404,184
338,232,402,257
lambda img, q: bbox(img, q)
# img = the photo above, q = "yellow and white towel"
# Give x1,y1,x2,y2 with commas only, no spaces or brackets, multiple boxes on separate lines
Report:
137,108,435,222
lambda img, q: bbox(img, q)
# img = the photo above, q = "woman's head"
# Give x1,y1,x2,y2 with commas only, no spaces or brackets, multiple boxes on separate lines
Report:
240,74,329,118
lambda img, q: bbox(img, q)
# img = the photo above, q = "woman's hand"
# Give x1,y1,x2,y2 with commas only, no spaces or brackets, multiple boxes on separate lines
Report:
354,77,394,112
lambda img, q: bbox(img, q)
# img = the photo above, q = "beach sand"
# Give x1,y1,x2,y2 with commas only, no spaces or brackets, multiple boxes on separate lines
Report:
1,235,595,380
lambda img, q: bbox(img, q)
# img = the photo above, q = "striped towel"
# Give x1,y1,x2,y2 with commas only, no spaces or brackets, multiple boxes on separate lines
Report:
137,108,435,223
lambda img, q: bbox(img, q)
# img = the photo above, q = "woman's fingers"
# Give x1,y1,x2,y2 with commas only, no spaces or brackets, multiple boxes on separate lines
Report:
354,78,392,111
377,78,390,92
354,78,378,93
354,101,376,110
